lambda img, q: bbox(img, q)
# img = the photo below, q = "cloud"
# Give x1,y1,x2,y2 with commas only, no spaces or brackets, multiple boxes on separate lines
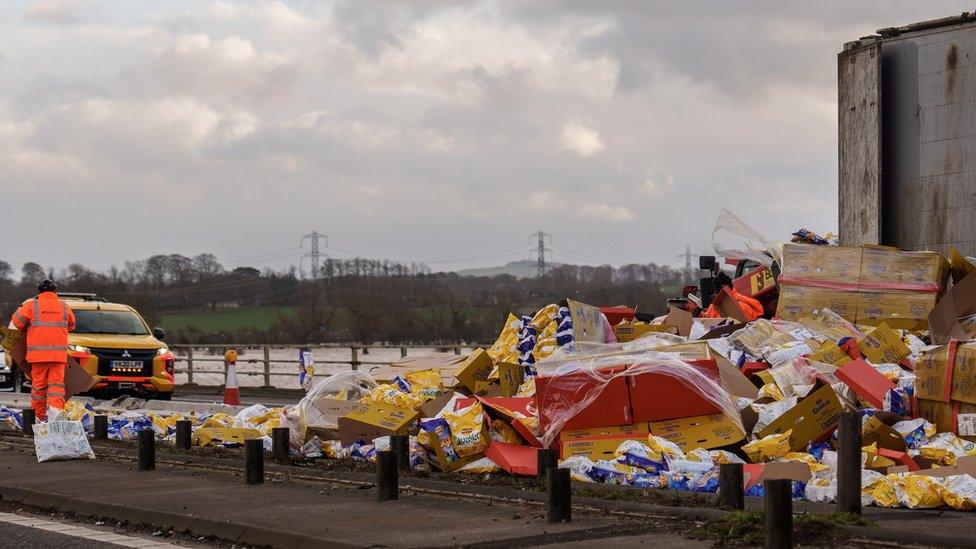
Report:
23,0,92,25
6,1,962,272
560,122,605,157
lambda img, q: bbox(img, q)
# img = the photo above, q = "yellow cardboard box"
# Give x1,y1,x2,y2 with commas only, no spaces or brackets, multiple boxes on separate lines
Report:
808,340,852,366
453,348,495,393
614,321,677,342
648,413,745,451
496,362,524,397
338,402,420,446
559,424,650,461
857,323,910,365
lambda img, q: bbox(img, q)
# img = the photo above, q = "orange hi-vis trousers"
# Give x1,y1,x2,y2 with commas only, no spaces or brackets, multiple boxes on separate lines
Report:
30,362,66,422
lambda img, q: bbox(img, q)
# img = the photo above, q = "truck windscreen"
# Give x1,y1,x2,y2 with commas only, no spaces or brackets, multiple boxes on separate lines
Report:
73,310,149,335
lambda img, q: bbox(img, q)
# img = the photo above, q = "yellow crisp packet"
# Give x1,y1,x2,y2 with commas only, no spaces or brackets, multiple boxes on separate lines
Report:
443,402,488,457
403,369,443,400
322,440,343,459
742,430,792,463
864,475,900,508
647,435,685,461
515,378,536,398
201,413,233,429
457,456,502,474
709,450,745,465
489,419,521,444
896,475,944,509
938,475,976,511
514,415,540,436
362,384,426,411
919,433,976,466
759,382,786,401
780,452,830,474
487,313,521,363
417,429,430,448
529,304,560,329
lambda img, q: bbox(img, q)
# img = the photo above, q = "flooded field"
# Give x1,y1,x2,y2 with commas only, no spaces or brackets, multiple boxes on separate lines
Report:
171,345,474,389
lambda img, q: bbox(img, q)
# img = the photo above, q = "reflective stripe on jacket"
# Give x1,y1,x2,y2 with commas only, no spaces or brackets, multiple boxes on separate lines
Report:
10,292,76,363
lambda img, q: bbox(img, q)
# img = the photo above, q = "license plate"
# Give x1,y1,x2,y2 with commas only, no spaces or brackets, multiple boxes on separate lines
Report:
118,382,135,389
112,360,142,369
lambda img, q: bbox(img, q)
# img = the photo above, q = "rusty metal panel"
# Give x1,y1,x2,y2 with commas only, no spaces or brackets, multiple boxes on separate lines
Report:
838,42,882,246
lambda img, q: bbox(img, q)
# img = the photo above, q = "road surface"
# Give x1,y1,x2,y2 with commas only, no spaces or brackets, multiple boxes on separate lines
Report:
0,510,212,548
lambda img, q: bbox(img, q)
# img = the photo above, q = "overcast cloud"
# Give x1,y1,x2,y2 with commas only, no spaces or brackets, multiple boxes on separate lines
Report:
0,1,970,275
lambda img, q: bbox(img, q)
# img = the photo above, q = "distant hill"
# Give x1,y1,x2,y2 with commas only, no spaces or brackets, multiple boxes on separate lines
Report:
456,260,565,279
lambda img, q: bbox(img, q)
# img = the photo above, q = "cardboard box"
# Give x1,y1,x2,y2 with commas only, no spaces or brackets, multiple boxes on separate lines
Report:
835,358,896,409
664,306,694,338
915,398,976,440
564,299,609,343
192,427,263,446
860,245,948,286
757,381,843,451
613,320,677,342
648,413,745,451
862,416,907,452
808,340,853,366
743,461,813,491
453,348,495,393
856,324,910,365
485,441,538,476
535,366,632,433
857,289,938,330
2,329,95,398
559,423,649,461
929,272,976,344
950,246,976,284
710,287,749,323
369,352,466,387
732,265,777,299
780,243,862,281
627,359,723,422
338,402,420,446
915,343,976,404
496,362,524,397
778,243,947,329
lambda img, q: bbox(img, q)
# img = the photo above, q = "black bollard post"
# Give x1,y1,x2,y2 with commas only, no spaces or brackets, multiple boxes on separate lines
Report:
837,411,862,516
245,439,264,485
376,450,398,501
537,448,557,479
391,434,410,472
175,420,192,450
138,429,155,471
719,463,744,510
21,409,35,436
764,479,792,549
272,427,290,462
93,415,108,440
547,466,571,523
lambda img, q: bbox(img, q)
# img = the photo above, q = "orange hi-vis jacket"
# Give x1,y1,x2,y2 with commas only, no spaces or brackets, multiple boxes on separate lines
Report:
10,292,76,363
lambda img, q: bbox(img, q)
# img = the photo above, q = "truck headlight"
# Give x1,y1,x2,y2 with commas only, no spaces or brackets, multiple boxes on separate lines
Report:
68,344,90,353
156,347,170,356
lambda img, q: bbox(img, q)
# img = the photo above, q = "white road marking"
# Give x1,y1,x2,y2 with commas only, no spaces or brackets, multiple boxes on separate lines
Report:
0,511,182,548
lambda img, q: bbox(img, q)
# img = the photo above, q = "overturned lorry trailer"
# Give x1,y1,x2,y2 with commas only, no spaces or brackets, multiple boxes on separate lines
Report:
839,13,976,255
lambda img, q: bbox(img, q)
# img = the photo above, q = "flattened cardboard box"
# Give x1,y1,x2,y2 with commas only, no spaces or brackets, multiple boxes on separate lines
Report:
856,323,910,365
496,362,524,397
648,413,745,451
757,381,843,451
559,423,649,461
338,402,420,446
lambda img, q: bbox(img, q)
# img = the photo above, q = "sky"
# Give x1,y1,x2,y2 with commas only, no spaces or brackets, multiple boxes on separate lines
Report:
1,1,972,277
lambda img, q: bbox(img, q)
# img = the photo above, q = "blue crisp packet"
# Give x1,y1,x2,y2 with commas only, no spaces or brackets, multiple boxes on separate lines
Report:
420,417,461,464
394,375,412,393
807,442,831,462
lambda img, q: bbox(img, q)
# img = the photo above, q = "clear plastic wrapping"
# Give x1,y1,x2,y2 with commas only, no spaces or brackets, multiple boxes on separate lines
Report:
282,370,378,450
710,207,782,267
533,349,742,448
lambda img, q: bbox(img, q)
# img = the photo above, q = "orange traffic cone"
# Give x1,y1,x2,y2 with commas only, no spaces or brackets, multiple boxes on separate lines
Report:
223,349,241,406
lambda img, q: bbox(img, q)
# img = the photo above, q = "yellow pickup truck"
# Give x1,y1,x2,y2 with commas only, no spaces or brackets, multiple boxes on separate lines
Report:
3,293,175,400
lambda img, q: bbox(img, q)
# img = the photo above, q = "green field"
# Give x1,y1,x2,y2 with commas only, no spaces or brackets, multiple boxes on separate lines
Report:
160,306,295,332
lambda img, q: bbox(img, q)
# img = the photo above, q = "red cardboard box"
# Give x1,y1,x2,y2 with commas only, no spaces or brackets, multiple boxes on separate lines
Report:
627,359,723,422
835,358,896,409
535,366,631,433
485,441,539,476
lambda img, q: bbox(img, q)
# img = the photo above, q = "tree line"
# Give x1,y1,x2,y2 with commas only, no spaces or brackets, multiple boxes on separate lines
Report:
0,255,685,345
